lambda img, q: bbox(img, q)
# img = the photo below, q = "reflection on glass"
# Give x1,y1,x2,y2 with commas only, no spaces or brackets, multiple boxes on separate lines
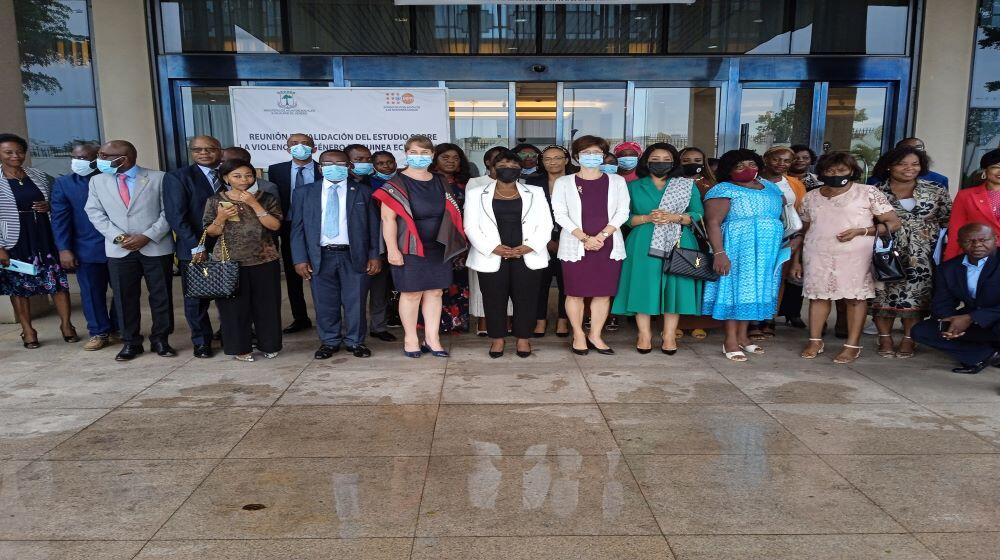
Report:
633,87,719,156
792,0,908,54
542,4,662,54
963,1,1000,186
181,87,233,164
287,0,410,53
824,87,887,181
21,0,95,106
415,5,535,54
170,0,283,52
739,88,813,153
478,5,536,54
24,107,101,177
563,86,626,150
516,82,557,149
668,0,789,54
449,87,509,170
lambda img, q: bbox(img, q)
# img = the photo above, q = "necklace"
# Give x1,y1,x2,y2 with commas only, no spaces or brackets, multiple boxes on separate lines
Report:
494,188,519,200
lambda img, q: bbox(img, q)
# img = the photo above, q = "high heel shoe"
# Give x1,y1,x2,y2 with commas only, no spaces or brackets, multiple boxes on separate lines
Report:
20,329,39,349
571,339,589,355
516,345,531,359
800,338,825,359
586,338,614,355
489,342,504,359
420,343,449,358
833,344,863,364
876,334,895,358
661,347,677,356
61,325,80,343
636,347,652,355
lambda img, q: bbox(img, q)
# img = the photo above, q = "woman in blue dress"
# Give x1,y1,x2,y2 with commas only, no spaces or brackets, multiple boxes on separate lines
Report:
702,149,788,361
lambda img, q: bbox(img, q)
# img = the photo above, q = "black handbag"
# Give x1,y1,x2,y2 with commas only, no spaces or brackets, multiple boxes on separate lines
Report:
871,232,906,283
184,231,240,299
663,219,720,282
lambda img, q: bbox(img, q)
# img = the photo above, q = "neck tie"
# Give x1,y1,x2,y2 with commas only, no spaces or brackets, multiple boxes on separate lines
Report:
210,168,224,193
295,166,305,190
117,174,130,207
323,182,340,239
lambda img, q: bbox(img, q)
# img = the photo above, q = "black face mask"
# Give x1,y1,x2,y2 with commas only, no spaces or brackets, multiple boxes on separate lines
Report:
648,162,675,178
818,174,852,188
681,163,703,177
495,167,522,183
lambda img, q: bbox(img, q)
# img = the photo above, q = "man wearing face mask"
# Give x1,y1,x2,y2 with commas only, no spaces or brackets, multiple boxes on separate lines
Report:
268,133,319,334
50,142,117,350
85,140,176,361
344,144,375,187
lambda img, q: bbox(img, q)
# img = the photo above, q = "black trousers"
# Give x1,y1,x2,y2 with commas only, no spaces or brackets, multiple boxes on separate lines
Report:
778,279,805,319
217,260,283,355
367,258,392,332
536,257,567,321
911,319,1000,367
107,252,174,346
479,258,543,339
279,222,309,322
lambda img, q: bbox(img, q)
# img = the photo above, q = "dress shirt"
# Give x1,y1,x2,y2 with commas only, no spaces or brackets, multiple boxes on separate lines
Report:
962,255,988,299
198,164,220,188
118,165,139,196
291,161,315,192
320,179,349,246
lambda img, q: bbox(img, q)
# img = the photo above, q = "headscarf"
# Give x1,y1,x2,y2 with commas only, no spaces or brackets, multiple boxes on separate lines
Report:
613,141,643,182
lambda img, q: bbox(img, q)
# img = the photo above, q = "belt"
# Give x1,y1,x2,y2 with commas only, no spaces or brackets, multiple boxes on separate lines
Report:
322,244,350,251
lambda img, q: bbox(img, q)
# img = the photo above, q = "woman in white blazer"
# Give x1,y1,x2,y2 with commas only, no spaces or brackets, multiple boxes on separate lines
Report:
464,150,553,358
551,135,630,356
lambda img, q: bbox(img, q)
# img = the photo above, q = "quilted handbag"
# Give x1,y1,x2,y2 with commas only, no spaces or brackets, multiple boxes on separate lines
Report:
663,219,720,282
871,232,906,283
184,231,240,299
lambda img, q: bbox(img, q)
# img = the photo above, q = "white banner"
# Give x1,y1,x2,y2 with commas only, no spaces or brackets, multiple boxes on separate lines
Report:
395,1,692,4
229,87,450,168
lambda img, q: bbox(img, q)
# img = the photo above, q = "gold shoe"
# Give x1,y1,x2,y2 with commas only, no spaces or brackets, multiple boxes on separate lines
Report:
83,335,109,351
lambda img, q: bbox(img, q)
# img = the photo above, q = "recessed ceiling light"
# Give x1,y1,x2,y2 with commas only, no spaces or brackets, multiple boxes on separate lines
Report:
707,45,718,49
515,18,527,23
311,46,320,50
753,18,764,23
635,16,646,20
394,17,408,23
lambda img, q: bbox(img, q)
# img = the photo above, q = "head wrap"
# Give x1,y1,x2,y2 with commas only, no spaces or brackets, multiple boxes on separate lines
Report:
613,141,642,156
980,149,1000,170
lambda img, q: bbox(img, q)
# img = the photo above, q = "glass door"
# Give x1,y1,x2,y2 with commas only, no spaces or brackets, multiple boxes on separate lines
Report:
514,82,558,148
823,85,889,181
447,82,510,171
562,82,627,148
738,85,814,153
633,85,721,156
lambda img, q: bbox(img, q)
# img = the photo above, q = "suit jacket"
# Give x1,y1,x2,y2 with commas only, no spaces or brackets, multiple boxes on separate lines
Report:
944,184,1000,261
50,171,107,263
290,178,380,274
0,167,52,249
165,164,218,260
463,180,552,273
931,252,1000,329
85,166,175,258
268,160,321,218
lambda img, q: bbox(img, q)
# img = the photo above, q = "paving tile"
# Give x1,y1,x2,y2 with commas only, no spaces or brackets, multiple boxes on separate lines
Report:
230,405,437,458
761,403,997,454
46,407,264,459
826,454,1000,532
411,536,674,559
914,532,1000,560
602,404,809,455
668,534,938,560
157,457,426,539
277,365,444,405
431,404,617,456
442,365,593,404
134,539,412,559
124,361,303,407
0,408,108,459
923,403,1000,446
849,362,1000,403
0,541,145,560
0,459,217,539
416,454,659,536
719,366,908,404
0,366,175,409
582,367,751,404
628,454,904,534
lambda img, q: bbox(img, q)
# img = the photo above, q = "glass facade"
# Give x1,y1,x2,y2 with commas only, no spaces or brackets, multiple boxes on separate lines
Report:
633,87,720,157
963,0,1000,186
739,87,813,153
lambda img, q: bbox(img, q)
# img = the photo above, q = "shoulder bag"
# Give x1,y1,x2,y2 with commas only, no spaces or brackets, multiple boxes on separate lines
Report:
184,230,240,299
663,219,720,282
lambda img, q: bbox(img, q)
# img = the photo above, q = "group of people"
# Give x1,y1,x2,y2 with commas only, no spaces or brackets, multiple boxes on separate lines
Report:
1,129,998,374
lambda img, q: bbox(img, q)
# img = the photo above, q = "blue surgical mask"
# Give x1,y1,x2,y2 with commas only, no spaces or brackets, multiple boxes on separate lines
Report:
406,154,433,169
374,171,396,181
578,153,604,169
96,157,123,174
70,158,94,177
521,166,538,175
352,162,374,176
321,164,349,182
617,156,638,170
289,144,313,161
599,164,619,174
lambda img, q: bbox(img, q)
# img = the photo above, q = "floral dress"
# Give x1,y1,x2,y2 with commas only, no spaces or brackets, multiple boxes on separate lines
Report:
0,175,69,297
440,176,470,333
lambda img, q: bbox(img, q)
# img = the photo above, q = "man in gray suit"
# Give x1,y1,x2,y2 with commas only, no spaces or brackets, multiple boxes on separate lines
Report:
85,140,177,361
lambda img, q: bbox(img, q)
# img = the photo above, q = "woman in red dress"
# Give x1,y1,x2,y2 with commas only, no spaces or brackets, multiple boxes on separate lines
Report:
945,149,1000,261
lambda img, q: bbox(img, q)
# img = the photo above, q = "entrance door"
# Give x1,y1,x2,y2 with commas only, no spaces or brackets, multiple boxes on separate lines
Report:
562,82,627,148
738,84,814,153
823,85,889,180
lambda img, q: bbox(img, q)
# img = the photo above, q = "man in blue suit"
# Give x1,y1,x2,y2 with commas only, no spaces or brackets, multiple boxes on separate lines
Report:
50,143,116,351
269,133,319,334
290,149,381,359
912,223,1000,374
164,135,223,358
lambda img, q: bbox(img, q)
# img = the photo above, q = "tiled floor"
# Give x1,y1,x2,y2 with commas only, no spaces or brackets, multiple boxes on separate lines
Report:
1,285,999,559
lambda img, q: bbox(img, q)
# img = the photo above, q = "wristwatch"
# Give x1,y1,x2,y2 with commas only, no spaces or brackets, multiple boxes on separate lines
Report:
598,231,610,239
112,234,126,245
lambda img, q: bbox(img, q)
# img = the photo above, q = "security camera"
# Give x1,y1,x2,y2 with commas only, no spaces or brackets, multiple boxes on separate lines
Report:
531,64,547,73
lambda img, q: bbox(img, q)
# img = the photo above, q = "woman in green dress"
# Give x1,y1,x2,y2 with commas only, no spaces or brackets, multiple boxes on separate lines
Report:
612,142,704,355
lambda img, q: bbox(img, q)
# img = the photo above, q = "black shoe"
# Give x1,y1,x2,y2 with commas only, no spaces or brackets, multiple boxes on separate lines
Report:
283,320,312,334
420,343,450,358
661,348,678,356
586,338,615,355
213,329,222,341
571,346,589,356
115,344,144,361
636,347,652,355
785,317,807,329
369,331,397,342
314,344,341,359
346,344,372,358
516,348,531,358
151,341,177,357
952,351,1000,374
193,344,213,359
489,350,504,359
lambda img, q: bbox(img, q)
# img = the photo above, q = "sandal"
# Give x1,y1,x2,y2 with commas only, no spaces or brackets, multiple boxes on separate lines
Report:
675,329,685,339
833,344,863,364
895,336,916,359
800,338,825,359
876,334,895,358
691,329,707,339
740,344,765,355
61,325,80,343
20,329,39,349
722,344,747,362
759,320,776,338
747,324,766,340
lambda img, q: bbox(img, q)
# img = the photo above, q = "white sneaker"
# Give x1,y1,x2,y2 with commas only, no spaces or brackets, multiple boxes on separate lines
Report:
263,352,279,359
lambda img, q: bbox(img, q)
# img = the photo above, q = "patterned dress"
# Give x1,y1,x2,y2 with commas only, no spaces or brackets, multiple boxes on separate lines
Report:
870,179,951,319
440,176,470,333
0,176,69,297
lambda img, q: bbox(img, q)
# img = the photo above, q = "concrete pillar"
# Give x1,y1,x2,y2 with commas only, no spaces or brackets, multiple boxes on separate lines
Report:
0,0,28,138
913,0,978,194
90,0,161,169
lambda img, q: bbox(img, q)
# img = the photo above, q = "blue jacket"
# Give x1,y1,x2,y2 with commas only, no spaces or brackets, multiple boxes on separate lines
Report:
268,160,321,218
49,172,107,263
290,178,380,274
165,164,217,260
931,252,1000,329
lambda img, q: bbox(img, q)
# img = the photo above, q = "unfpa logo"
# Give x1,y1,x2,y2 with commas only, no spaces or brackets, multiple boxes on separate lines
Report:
277,91,298,109
385,92,415,105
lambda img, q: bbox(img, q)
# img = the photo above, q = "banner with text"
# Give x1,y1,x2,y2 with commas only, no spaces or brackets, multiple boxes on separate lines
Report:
229,86,450,168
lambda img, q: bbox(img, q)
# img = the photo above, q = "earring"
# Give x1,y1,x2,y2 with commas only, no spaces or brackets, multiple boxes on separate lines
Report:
983,172,988,180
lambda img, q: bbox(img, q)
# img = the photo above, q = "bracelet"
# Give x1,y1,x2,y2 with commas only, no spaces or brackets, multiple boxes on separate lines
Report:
713,250,726,255
256,210,269,218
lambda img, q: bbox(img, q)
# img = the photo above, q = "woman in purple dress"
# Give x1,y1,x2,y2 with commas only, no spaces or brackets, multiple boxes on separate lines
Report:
551,135,631,355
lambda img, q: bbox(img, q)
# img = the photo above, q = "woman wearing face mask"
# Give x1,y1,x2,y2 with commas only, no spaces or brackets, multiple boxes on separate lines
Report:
551,135,630,355
464,150,553,358
675,146,719,340
611,143,703,354
613,142,642,183
0,133,77,348
467,146,510,336
201,159,283,361
374,135,467,358
869,146,951,359
370,151,397,189
430,143,473,334
790,152,900,364
702,149,789,361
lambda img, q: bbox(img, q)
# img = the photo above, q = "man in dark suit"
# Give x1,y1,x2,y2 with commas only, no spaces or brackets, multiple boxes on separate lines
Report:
164,135,222,358
290,149,381,359
911,223,1000,374
50,142,116,350
268,133,318,334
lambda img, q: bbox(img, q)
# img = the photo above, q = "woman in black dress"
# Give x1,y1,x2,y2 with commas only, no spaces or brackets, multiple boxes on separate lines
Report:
0,134,77,348
373,135,467,358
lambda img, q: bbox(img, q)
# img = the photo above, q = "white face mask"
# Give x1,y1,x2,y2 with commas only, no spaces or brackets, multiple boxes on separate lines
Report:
70,158,94,177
